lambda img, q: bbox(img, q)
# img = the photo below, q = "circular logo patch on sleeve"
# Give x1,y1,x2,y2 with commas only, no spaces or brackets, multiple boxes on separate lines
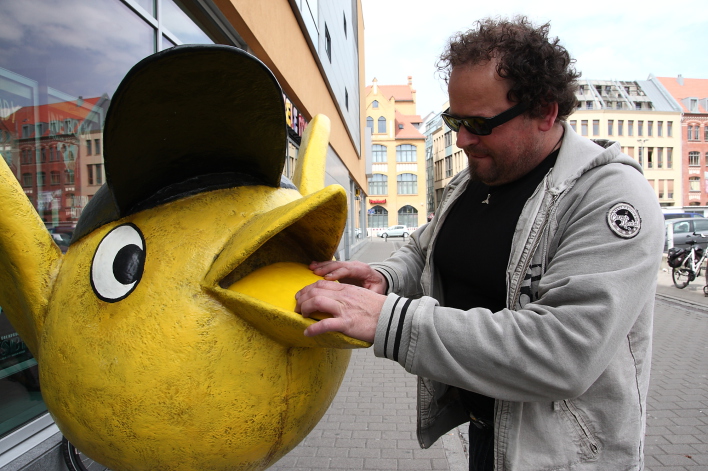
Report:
607,203,641,238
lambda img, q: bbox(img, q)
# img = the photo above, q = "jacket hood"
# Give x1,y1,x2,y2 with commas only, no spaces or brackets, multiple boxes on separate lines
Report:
548,122,644,194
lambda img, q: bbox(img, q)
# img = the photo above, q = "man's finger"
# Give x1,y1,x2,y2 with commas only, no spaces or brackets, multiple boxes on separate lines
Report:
304,317,348,337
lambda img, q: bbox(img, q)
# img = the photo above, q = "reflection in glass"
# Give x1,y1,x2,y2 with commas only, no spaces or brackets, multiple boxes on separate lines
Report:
0,308,45,438
133,0,156,17
162,0,213,45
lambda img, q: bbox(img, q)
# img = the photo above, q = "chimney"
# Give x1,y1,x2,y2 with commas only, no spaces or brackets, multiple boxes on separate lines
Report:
372,77,378,95
408,76,413,86
76,96,84,107
677,75,684,86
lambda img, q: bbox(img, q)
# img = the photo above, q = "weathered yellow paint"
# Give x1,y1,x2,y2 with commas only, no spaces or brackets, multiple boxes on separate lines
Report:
228,261,331,320
0,112,370,470
0,156,61,356
292,114,330,196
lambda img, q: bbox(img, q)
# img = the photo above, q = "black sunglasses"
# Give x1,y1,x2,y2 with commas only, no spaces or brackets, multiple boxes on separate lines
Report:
441,102,529,136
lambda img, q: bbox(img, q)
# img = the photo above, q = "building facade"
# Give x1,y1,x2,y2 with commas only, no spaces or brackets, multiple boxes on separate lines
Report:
364,77,426,233
568,79,683,208
0,1,365,469
652,76,708,212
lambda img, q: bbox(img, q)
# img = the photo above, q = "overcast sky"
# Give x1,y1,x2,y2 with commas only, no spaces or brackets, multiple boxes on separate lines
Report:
360,0,708,117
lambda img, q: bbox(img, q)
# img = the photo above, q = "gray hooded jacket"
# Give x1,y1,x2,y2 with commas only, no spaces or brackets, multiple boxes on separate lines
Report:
370,123,665,471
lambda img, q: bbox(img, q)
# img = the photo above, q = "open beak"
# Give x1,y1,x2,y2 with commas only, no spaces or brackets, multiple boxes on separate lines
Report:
204,185,370,349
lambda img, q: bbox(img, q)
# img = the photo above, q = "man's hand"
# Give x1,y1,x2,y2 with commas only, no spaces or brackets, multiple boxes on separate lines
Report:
296,279,386,343
308,260,388,294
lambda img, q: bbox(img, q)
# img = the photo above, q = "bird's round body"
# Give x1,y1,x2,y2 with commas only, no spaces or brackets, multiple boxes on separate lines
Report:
40,185,353,471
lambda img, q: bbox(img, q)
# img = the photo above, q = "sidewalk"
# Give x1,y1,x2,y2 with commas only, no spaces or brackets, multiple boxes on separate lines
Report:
270,237,708,470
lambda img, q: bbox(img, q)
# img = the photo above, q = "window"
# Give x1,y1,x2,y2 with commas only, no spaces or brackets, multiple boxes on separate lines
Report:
94,139,101,155
694,125,700,141
618,120,624,136
396,144,416,162
705,126,708,141
86,139,92,155
635,102,642,110
36,171,45,187
372,144,387,163
377,117,386,133
366,116,373,129
667,148,673,168
50,171,61,185
658,121,663,137
372,100,378,109
689,176,701,192
586,101,593,110
40,147,47,162
570,120,577,132
657,148,663,168
367,205,388,228
22,173,32,187
628,121,634,136
688,125,694,140
668,179,674,199
646,148,653,168
444,131,452,147
581,120,588,136
689,151,700,166
638,121,643,136
592,120,599,136
445,155,452,177
607,120,613,135
668,122,673,137
368,174,387,195
324,24,331,62
648,121,653,136
397,173,417,194
64,169,75,185
398,205,418,228
87,164,103,185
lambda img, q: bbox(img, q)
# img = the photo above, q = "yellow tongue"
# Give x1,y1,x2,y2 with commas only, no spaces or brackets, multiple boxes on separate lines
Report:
227,262,331,320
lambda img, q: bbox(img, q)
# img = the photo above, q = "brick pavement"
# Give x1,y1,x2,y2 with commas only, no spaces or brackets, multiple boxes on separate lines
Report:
269,237,708,470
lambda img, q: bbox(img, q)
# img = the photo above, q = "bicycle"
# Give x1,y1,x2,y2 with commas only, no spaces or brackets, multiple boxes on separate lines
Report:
61,436,109,471
668,232,708,289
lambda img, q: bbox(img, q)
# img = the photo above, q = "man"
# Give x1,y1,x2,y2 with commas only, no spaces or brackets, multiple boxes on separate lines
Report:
296,16,664,471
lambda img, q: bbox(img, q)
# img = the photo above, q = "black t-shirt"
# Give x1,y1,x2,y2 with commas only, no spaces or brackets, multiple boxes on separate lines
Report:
433,149,558,421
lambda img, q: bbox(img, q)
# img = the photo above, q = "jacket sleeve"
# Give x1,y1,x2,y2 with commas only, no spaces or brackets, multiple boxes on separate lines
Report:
369,223,430,299
372,162,665,403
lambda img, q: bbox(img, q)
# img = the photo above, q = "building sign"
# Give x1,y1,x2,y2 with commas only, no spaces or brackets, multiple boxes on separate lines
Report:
370,199,386,204
284,94,308,137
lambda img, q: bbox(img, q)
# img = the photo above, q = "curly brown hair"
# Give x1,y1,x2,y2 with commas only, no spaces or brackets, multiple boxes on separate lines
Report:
437,16,580,122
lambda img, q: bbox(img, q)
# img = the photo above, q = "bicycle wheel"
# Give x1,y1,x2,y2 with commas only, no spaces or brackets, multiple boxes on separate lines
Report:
672,267,692,289
61,436,109,471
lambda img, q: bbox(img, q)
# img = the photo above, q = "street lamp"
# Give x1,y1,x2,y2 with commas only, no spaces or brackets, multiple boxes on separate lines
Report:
637,139,648,167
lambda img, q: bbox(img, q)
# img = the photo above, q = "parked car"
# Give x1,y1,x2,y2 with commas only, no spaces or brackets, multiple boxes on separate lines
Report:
664,217,708,251
663,212,703,220
377,225,409,239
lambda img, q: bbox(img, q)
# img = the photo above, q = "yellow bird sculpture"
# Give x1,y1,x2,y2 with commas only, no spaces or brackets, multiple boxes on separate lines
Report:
0,45,368,471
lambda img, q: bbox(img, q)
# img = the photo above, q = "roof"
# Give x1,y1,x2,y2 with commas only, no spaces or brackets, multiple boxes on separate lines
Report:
366,84,415,102
655,76,708,113
2,97,105,135
394,110,424,140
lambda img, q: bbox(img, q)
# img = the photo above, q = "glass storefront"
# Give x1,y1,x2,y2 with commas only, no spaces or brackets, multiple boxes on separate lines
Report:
0,0,217,448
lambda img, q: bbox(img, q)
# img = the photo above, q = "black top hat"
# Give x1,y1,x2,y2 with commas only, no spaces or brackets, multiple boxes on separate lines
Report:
73,44,290,243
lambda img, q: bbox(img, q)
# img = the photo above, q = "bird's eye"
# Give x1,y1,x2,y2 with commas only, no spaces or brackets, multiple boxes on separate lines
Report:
91,223,146,302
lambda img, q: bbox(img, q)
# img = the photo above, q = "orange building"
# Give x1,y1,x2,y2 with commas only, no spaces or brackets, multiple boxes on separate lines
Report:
364,77,426,234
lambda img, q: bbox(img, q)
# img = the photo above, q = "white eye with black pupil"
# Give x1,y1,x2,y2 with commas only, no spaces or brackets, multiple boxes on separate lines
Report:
91,223,146,302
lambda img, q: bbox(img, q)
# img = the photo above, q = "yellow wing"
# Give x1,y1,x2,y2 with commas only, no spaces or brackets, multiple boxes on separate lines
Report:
292,114,330,196
0,156,61,355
